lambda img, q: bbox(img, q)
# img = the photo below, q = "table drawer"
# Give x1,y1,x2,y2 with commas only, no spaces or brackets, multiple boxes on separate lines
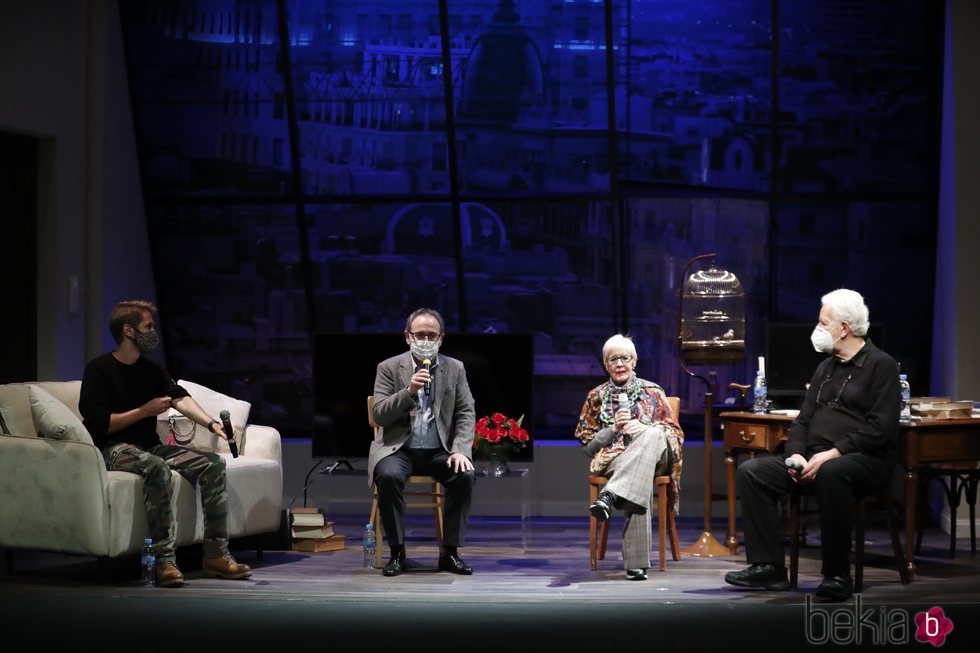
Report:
724,421,773,451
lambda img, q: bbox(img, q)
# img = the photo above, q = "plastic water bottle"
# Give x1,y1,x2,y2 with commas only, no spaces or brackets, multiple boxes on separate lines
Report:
899,374,911,423
753,370,768,414
141,538,155,587
362,524,376,569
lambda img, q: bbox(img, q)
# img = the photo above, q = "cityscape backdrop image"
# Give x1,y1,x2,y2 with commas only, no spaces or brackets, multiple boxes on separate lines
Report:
120,0,939,441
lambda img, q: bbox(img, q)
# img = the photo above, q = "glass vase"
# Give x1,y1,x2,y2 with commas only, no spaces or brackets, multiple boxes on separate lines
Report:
484,448,510,477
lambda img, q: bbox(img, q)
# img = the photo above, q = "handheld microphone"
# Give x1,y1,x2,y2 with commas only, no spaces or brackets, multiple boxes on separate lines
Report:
219,409,239,458
617,393,631,418
786,457,804,472
423,358,432,396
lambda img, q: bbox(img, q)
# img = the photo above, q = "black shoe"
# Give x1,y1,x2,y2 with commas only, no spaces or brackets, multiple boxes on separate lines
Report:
626,568,648,581
437,553,473,575
724,563,790,590
816,575,853,602
382,555,406,577
590,490,617,521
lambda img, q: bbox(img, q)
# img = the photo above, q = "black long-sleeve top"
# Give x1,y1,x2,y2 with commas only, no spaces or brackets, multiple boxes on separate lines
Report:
784,338,900,464
79,352,189,451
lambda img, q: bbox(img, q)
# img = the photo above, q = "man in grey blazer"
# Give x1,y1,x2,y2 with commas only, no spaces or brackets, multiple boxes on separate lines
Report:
369,308,477,577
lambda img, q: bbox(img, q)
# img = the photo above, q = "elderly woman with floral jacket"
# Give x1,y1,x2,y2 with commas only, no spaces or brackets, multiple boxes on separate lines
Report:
575,334,684,580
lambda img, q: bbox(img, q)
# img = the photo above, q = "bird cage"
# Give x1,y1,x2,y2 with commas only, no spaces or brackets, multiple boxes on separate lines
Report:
680,265,745,364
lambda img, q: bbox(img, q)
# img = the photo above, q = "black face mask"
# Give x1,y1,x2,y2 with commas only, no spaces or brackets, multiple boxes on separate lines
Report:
129,327,160,353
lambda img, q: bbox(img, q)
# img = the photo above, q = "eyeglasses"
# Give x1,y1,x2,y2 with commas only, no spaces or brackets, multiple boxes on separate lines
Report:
606,355,633,365
815,372,852,408
408,331,442,342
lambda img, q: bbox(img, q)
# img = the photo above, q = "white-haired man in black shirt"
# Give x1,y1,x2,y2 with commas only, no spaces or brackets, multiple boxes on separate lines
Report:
725,288,900,601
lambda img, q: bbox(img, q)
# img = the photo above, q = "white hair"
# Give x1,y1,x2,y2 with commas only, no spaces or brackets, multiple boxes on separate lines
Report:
821,288,870,336
602,334,637,361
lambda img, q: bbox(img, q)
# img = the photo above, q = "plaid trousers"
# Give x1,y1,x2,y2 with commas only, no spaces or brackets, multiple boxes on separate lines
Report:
603,425,668,570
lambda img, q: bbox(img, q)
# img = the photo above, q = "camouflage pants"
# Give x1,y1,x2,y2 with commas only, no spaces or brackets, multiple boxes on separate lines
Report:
102,443,229,563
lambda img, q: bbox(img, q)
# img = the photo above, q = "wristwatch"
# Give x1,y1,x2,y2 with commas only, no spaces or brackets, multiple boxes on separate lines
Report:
207,418,220,433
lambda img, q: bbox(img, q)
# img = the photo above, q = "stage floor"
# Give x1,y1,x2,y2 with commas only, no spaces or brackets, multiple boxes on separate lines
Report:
3,515,979,651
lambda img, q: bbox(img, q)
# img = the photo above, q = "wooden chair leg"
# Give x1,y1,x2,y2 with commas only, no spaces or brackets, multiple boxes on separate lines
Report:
599,520,611,560
658,483,668,572
854,499,867,593
885,495,910,585
668,510,681,561
789,494,801,590
589,483,599,570
431,482,445,548
372,490,384,568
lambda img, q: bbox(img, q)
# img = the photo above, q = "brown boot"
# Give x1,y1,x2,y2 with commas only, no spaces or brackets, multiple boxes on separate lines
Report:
202,553,252,580
155,561,185,587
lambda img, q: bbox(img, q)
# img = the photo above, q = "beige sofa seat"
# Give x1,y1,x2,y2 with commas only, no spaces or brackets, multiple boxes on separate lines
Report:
0,381,282,560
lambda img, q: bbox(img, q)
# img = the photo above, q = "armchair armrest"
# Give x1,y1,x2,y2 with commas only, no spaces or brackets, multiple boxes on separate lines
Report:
241,424,281,465
0,433,111,555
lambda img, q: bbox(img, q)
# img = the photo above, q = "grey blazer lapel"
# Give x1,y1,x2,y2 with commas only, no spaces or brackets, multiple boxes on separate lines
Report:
397,354,414,395
432,360,451,425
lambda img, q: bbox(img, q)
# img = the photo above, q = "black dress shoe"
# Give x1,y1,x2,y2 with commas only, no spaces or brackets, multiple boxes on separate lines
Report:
626,568,648,581
724,563,790,590
382,556,406,577
437,553,473,575
590,490,617,521
816,575,853,601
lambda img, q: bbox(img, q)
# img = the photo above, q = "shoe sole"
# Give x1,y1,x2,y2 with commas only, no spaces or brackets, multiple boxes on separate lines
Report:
156,577,184,588
589,504,611,521
202,569,252,580
626,572,648,581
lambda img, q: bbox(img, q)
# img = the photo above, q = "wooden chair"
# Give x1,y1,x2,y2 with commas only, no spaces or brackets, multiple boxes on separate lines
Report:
588,396,682,572
788,483,909,591
915,462,979,558
367,395,444,567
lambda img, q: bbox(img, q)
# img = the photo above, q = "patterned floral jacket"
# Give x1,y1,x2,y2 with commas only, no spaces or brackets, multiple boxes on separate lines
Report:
575,378,684,514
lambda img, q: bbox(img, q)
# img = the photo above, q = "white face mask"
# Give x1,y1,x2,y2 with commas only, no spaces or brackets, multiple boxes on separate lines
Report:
410,339,439,362
810,325,838,354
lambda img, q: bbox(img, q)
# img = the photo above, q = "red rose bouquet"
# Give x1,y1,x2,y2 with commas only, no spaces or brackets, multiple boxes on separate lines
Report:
474,412,529,460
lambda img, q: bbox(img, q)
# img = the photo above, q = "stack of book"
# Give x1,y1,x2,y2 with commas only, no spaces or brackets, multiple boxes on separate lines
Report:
289,507,345,552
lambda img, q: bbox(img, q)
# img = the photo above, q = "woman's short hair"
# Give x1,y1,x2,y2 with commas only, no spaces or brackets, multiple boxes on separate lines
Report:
602,334,637,362
821,289,870,336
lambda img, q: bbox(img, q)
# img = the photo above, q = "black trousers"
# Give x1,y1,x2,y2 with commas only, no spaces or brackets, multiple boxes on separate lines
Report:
737,453,892,577
374,448,475,552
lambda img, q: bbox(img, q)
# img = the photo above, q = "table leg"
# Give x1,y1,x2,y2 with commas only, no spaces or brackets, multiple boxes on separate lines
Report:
904,466,919,582
726,452,738,555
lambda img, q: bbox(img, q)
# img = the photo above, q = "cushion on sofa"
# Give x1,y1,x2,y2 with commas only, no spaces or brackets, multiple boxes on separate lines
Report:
0,383,34,436
32,381,83,419
28,384,94,445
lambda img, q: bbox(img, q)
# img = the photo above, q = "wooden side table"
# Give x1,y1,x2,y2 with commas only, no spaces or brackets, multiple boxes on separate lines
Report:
720,411,793,554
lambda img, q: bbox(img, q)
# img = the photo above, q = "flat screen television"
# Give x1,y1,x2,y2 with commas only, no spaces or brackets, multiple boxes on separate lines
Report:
313,332,535,462
765,322,885,410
